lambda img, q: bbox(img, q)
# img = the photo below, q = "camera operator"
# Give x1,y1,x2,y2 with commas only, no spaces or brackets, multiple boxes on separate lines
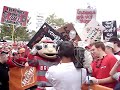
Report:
45,41,87,90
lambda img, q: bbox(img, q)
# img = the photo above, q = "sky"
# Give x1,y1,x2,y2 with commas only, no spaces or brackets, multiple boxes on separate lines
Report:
0,0,120,31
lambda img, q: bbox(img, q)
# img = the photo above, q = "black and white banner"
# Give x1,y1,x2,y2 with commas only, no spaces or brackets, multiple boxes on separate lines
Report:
102,20,117,41
27,23,64,49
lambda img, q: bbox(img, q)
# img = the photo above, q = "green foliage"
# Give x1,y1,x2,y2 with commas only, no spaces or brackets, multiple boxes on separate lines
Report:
0,24,12,40
0,24,31,41
0,16,36,41
45,13,67,27
14,26,29,41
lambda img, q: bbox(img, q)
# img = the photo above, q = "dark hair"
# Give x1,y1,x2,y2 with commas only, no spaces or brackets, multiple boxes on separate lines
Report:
1,51,8,54
57,41,74,58
57,41,85,69
109,37,120,47
91,41,105,51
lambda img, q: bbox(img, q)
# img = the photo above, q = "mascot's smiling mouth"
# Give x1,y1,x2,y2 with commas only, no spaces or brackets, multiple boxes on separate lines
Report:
44,53,57,56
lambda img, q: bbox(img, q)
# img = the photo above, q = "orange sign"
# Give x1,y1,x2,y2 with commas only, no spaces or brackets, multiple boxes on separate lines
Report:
9,66,37,90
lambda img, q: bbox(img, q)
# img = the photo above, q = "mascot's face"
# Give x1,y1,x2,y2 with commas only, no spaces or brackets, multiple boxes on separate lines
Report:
37,40,57,59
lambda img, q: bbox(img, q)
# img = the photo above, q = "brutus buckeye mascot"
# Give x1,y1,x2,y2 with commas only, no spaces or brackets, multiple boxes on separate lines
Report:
28,37,59,90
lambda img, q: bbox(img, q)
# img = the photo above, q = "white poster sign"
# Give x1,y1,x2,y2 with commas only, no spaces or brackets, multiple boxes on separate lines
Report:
80,18,105,44
76,9,96,24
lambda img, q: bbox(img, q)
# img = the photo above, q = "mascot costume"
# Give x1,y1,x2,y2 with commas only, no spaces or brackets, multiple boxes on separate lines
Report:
28,37,59,90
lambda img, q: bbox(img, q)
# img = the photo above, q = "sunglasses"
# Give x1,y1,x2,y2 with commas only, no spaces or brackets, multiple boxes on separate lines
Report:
1,51,8,54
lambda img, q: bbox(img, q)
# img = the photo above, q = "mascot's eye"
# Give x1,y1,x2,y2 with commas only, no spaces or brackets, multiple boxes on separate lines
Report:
36,46,42,50
43,44,48,48
53,45,56,48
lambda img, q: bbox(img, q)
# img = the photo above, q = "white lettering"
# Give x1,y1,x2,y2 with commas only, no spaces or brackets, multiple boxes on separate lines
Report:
21,67,34,86
48,29,63,44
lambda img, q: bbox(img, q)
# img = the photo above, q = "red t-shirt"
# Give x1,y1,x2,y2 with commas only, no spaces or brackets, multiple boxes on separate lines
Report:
91,54,118,88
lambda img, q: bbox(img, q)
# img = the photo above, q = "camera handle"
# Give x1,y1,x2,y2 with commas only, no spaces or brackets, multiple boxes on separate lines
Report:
86,68,93,90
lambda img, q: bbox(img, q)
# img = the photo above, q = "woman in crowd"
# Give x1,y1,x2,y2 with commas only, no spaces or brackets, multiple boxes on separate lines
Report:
45,41,87,90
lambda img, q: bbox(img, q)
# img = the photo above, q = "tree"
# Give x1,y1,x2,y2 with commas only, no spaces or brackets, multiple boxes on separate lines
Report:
45,14,67,28
14,26,29,41
0,24,12,40
28,30,36,40
0,24,29,41
0,16,33,41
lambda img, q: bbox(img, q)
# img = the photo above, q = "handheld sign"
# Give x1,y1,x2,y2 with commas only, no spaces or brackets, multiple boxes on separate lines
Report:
80,18,104,44
27,23,64,49
76,9,96,24
57,23,81,42
1,6,28,27
102,20,117,41
9,67,37,90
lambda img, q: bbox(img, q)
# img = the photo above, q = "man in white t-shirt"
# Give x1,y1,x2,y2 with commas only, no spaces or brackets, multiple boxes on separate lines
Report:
45,41,87,90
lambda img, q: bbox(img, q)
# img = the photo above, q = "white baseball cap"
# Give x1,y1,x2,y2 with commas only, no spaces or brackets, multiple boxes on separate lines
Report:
105,42,114,49
78,41,89,49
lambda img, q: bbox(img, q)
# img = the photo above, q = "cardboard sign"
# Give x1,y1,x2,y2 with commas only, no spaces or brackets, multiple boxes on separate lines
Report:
80,19,104,44
27,23,64,49
57,23,81,43
76,9,96,24
1,6,28,27
102,20,117,41
9,67,37,90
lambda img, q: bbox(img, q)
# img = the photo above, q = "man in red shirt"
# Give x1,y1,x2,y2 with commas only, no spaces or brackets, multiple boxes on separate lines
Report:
90,41,118,88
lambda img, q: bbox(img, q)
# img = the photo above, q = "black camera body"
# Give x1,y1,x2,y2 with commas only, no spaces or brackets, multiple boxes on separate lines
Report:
73,47,85,68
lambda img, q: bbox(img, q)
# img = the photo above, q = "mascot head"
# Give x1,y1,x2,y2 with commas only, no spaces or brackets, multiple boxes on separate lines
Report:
31,37,57,59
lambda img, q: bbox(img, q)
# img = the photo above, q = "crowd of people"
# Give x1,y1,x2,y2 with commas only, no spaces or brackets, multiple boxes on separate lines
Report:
0,36,120,90
0,42,30,90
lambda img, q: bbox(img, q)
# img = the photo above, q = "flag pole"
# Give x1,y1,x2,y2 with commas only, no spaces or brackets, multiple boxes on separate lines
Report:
12,24,15,43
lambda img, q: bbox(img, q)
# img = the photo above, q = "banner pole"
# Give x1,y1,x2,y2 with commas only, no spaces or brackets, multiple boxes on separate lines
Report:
12,25,15,43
